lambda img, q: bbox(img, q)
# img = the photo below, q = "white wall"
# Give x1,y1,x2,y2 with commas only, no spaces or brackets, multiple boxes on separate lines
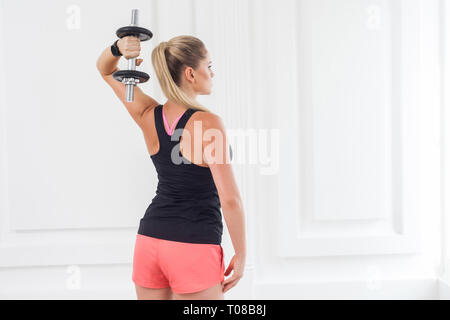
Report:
440,0,450,299
252,0,442,299
0,0,446,299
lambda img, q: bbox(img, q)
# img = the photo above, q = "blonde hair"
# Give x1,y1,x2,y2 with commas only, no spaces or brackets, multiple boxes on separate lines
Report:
152,35,211,112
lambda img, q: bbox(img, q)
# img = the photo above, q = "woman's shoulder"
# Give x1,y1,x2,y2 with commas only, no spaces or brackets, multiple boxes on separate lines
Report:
193,110,226,131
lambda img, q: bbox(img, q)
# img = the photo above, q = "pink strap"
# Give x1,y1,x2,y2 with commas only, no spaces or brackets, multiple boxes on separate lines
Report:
162,107,185,136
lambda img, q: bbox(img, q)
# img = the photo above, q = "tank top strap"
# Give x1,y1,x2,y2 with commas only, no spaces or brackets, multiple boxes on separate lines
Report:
154,105,167,146
175,108,198,133
154,105,199,153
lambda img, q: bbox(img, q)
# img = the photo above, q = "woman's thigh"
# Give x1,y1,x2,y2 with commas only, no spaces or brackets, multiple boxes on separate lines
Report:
135,285,173,300
173,283,224,300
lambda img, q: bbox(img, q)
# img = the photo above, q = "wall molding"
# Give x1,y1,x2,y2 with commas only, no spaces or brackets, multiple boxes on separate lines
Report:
441,0,450,283
0,275,438,300
253,277,438,300
277,0,421,257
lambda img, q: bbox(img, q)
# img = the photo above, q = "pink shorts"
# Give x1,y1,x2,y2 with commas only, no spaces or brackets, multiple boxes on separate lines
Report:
132,234,225,294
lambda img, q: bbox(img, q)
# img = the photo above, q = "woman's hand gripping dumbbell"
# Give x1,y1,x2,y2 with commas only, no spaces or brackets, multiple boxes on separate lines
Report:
112,9,153,102
117,36,144,67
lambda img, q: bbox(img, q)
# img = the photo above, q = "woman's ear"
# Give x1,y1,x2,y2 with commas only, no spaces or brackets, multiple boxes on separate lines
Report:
184,66,195,83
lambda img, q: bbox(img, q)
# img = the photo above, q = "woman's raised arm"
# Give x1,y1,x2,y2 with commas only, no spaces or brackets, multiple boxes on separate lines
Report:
96,37,159,127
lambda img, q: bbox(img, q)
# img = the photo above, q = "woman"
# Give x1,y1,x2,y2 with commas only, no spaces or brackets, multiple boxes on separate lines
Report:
96,35,246,300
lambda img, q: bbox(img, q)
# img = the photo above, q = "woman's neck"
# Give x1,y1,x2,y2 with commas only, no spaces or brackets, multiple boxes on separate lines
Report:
164,101,189,113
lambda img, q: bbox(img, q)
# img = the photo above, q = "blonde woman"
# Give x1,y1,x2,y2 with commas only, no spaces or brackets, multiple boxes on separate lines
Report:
96,35,246,300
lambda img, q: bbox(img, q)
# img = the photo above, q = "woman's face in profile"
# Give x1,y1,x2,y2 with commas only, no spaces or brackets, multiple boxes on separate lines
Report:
195,50,214,95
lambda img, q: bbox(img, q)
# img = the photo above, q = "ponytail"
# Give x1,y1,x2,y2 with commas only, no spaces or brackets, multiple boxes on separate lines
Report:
151,36,211,112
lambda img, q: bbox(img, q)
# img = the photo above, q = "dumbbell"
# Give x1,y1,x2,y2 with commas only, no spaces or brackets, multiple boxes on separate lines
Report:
113,9,153,102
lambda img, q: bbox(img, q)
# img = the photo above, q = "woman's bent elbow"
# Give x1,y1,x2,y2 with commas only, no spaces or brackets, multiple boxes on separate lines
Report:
222,198,243,212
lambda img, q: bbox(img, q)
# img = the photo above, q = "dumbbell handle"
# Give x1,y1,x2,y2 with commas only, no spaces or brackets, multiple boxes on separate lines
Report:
126,9,139,102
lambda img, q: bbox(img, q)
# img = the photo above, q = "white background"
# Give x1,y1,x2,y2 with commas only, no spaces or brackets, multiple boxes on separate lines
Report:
0,0,448,299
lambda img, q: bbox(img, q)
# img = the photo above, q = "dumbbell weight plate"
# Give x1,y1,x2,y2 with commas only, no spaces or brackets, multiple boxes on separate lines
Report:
113,70,150,83
116,26,153,41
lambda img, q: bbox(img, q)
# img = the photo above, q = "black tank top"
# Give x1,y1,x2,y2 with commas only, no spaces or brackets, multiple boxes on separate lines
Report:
137,105,223,245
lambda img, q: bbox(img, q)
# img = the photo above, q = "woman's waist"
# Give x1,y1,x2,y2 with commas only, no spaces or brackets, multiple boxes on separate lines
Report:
144,200,222,221
154,186,219,200
150,192,220,206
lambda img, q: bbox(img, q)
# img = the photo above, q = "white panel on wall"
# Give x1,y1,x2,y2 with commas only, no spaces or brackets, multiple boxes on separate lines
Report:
277,0,421,257
0,0,160,267
2,0,156,231
309,0,392,222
